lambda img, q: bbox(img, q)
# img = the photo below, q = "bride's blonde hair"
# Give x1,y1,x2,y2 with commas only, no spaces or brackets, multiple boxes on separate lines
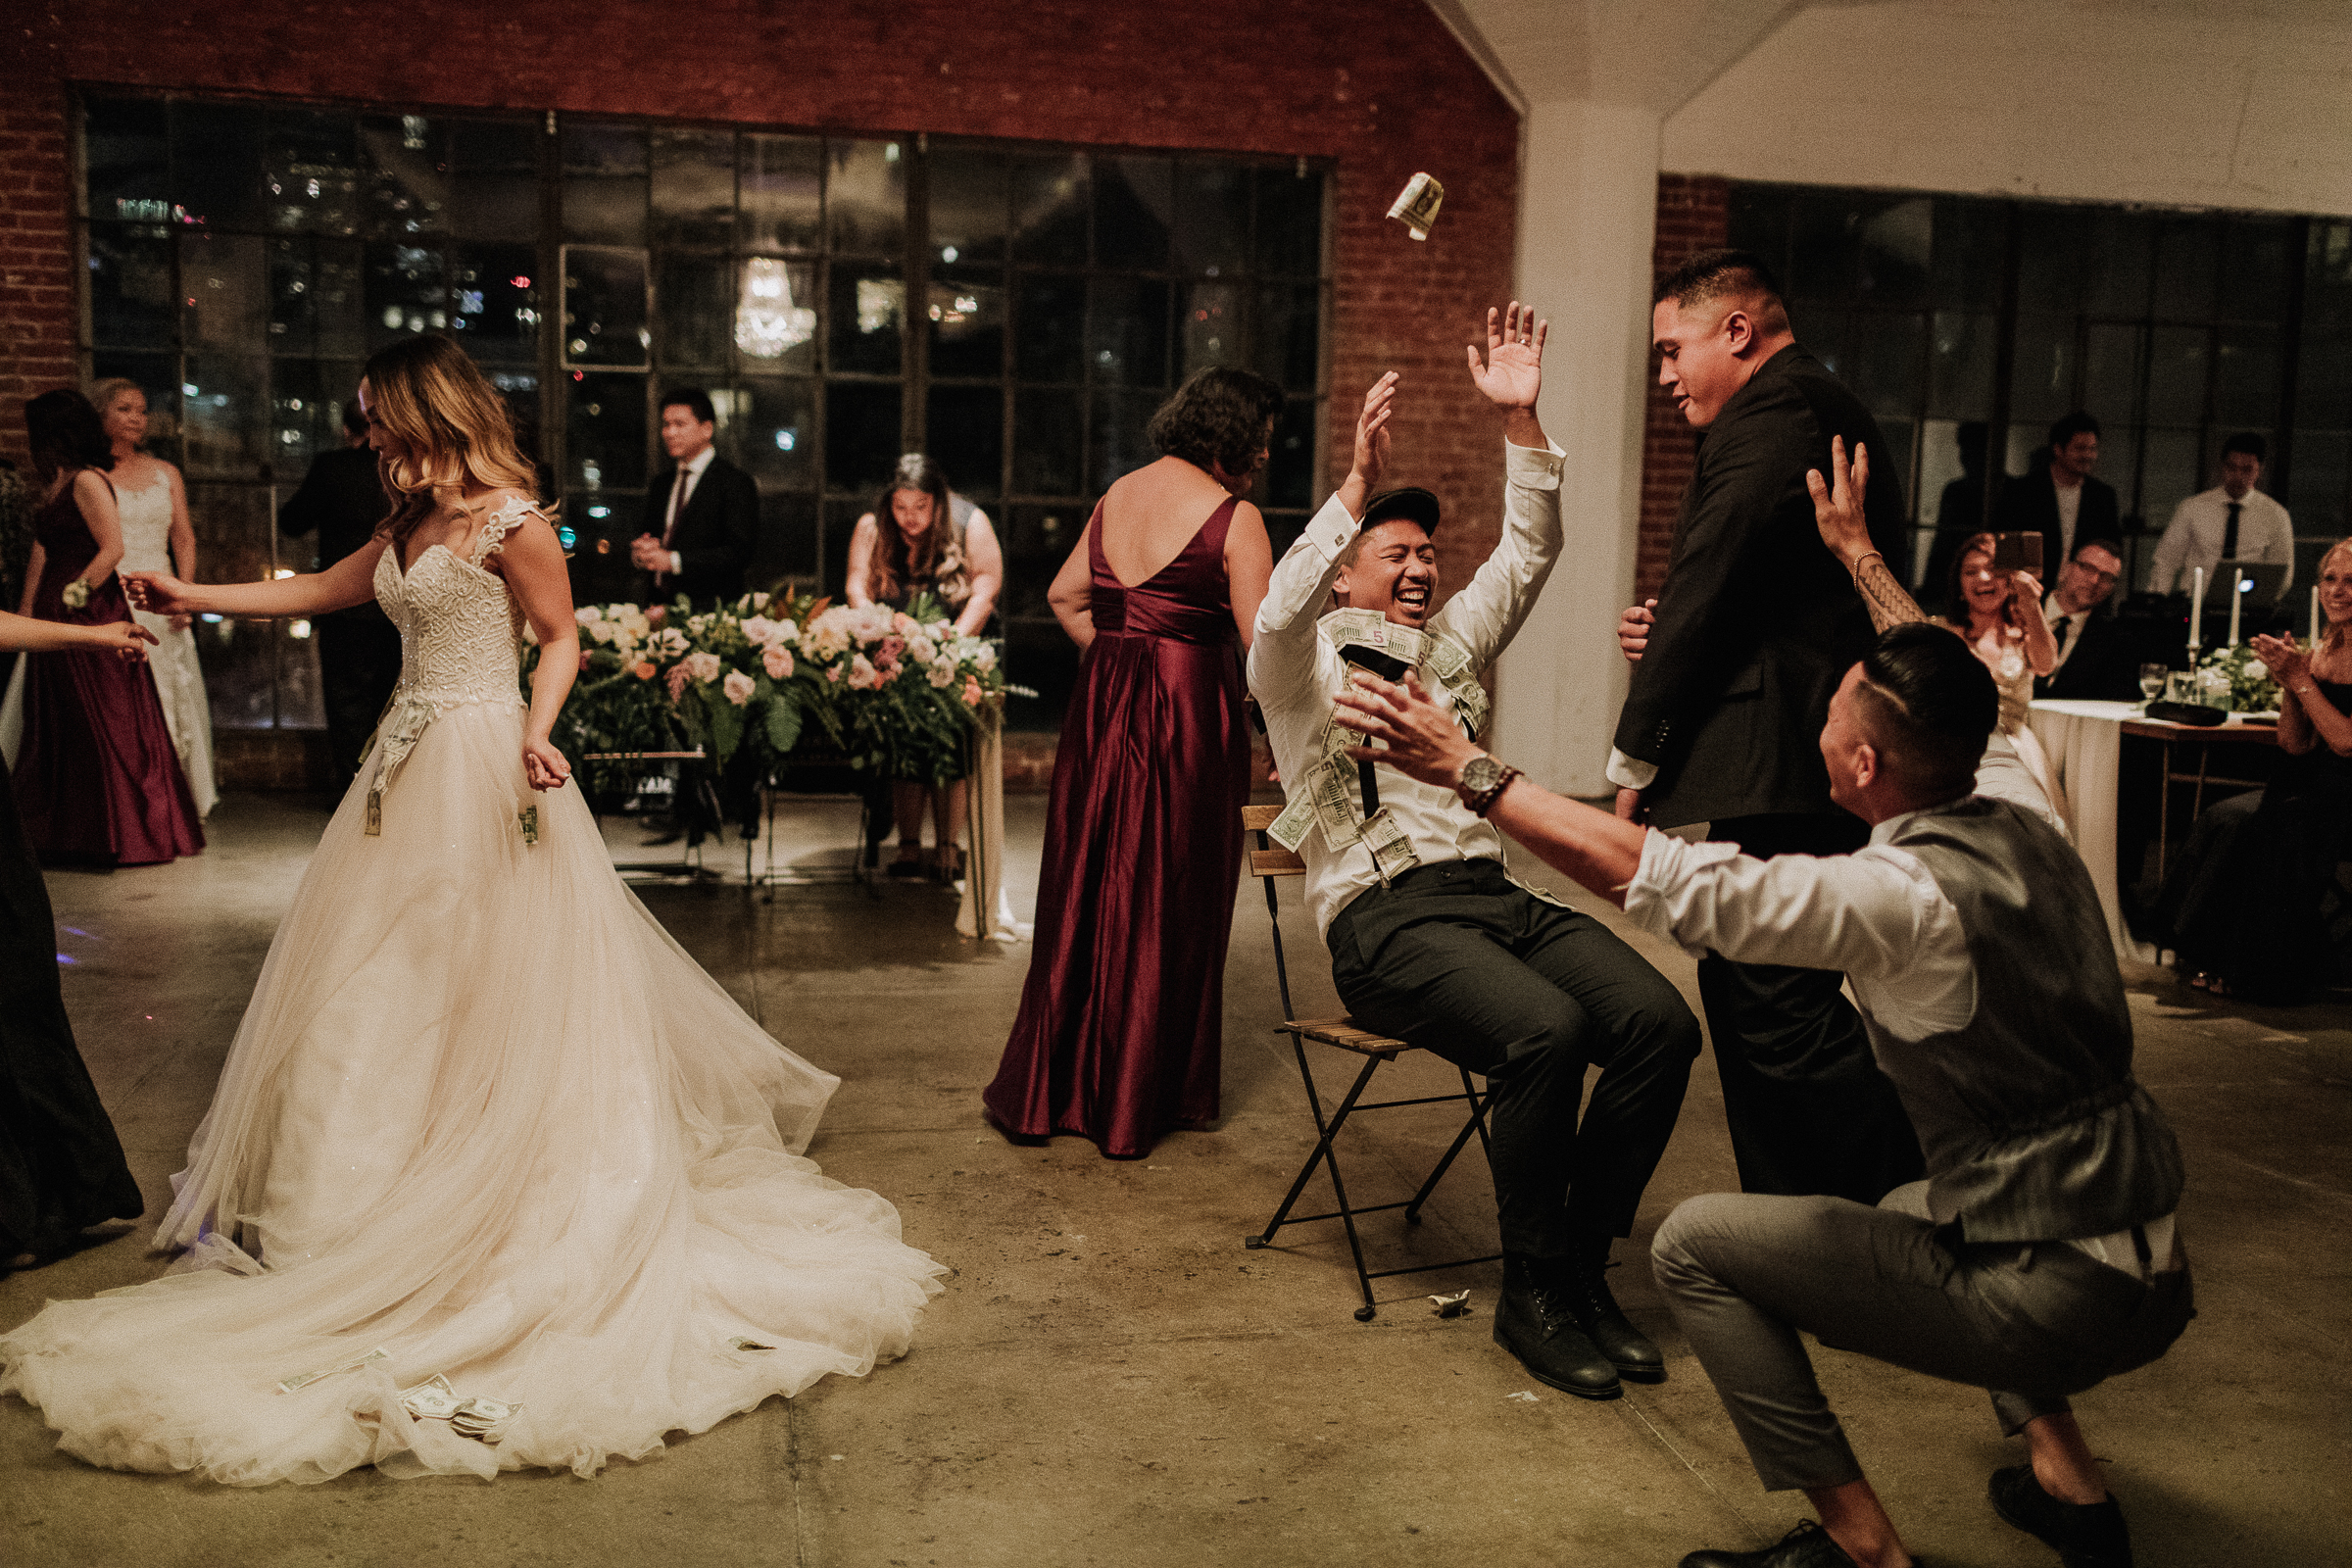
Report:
362,334,539,545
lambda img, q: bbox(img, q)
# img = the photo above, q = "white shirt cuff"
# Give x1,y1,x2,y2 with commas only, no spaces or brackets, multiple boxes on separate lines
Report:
1605,748,1657,792
1302,492,1357,564
668,551,683,575
1504,438,1566,489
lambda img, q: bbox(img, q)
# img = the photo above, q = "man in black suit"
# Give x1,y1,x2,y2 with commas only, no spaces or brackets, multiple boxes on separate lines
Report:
2035,537,2139,701
1611,249,1922,1205
630,388,759,610
1997,411,2119,569
279,400,398,794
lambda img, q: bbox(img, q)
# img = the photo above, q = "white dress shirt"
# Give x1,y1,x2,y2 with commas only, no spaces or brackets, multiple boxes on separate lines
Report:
2148,484,2294,594
661,445,717,576
2052,479,2082,565
1248,439,1566,936
1626,803,2171,1264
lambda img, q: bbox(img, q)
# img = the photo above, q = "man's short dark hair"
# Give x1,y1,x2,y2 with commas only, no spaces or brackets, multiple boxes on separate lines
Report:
2221,431,2267,463
1852,624,1996,799
2048,411,2100,449
2072,536,2123,564
661,388,716,426
1147,367,1285,478
1652,248,1787,312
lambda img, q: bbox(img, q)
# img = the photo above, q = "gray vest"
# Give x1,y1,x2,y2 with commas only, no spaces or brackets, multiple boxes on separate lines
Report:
1874,798,2184,1243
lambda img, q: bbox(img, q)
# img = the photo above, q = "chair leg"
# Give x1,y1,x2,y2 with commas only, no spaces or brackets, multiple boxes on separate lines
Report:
1246,1049,1387,1320
1401,1067,1492,1226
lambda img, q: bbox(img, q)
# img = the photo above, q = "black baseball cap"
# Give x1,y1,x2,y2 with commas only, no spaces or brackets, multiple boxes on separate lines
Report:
1361,486,1441,534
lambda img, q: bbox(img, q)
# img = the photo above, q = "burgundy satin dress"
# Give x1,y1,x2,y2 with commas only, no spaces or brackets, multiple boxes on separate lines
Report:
983,497,1251,1157
14,474,204,866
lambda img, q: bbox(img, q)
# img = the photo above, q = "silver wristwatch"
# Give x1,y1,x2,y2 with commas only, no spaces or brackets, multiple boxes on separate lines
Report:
1454,753,1520,816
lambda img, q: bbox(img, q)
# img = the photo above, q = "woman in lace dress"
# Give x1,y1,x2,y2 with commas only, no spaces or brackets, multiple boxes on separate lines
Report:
1,336,941,1485
91,378,216,816
1936,532,2064,820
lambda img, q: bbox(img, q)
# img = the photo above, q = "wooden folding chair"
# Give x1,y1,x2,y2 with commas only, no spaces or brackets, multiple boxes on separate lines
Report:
1240,804,1500,1320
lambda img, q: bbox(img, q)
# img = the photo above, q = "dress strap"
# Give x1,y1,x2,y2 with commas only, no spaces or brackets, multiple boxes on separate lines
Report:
469,496,548,565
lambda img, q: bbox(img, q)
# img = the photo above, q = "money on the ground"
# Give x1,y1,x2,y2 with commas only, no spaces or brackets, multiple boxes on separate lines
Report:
276,1346,390,1395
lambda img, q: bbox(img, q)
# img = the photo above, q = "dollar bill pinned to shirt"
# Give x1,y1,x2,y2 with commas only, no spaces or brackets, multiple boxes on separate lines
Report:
1360,807,1420,885
276,1346,390,1395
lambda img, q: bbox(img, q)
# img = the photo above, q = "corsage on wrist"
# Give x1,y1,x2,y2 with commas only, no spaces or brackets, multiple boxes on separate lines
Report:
61,578,91,611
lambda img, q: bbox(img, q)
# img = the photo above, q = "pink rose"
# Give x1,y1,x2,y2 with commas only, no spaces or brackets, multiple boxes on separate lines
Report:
722,669,756,707
826,665,844,684
578,649,593,672
761,644,794,680
646,606,666,625
665,662,692,701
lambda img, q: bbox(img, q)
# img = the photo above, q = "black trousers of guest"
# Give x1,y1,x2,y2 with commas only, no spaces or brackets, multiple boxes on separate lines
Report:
318,611,403,798
1700,813,1925,1206
1327,858,1700,1259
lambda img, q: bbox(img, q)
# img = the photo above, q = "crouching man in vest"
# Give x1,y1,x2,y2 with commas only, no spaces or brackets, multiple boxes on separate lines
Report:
1330,619,2190,1568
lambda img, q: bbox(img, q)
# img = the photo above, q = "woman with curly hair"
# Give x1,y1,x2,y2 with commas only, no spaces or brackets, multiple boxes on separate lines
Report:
1935,531,2064,818
983,366,1280,1157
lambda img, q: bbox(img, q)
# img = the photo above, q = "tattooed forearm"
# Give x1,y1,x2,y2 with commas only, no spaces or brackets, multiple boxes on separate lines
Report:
1854,555,1925,633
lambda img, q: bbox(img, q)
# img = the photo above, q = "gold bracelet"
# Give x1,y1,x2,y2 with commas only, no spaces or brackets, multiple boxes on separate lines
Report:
1850,550,1885,584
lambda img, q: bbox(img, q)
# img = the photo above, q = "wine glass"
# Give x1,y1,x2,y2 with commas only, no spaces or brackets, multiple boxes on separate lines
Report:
2138,663,2169,705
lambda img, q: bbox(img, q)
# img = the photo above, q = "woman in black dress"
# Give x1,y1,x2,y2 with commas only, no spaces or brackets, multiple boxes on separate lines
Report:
0,606,157,1267
2158,536,2352,1002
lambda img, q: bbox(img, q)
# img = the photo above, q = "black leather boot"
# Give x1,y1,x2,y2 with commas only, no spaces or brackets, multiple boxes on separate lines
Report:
1493,1252,1621,1400
1566,1238,1665,1382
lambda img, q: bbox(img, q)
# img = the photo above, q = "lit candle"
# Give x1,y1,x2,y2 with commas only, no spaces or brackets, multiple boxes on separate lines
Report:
2228,568,2243,647
2188,566,2203,657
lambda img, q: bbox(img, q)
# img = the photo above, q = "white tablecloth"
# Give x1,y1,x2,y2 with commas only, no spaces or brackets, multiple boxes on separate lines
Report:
2026,700,2155,964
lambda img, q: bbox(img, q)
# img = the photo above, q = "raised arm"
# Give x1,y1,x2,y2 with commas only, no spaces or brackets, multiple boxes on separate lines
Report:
1808,438,1925,634
125,532,386,619
2255,634,2352,758
1247,373,1393,704
956,508,1004,636
844,514,881,609
1427,305,1565,669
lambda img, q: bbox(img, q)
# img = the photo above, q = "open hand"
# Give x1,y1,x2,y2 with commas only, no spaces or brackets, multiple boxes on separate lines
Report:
522,737,572,792
1351,372,1396,492
1618,599,1657,663
2250,632,2309,687
1331,668,1479,788
1804,435,1872,564
1466,303,1545,411
121,568,198,618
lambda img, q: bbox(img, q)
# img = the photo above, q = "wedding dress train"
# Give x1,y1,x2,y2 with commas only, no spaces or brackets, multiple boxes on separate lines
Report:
0,501,943,1484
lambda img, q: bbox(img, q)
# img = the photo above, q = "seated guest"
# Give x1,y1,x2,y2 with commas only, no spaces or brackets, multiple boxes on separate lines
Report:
2148,431,2295,595
1250,305,1699,1400
630,388,758,611
845,454,1004,881
1331,622,2190,1568
1997,411,2118,568
2153,536,2352,1002
2036,537,2138,701
1935,531,2065,821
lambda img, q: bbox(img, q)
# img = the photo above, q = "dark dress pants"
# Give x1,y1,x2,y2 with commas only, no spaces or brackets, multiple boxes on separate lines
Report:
1327,859,1700,1259
1700,813,1925,1205
318,610,403,799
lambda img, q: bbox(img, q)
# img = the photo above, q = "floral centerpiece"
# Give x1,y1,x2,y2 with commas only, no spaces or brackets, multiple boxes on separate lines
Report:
2190,641,2282,714
524,590,1012,805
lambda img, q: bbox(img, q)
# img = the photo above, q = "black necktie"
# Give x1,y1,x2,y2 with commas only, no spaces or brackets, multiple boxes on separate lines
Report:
2054,615,2075,662
2222,501,2240,560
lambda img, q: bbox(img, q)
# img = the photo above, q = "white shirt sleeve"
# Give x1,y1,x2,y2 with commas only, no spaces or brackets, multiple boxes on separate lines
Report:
1248,491,1359,710
1425,439,1566,669
2147,501,2193,594
1605,749,1658,792
1624,827,1975,1040
2257,496,2295,589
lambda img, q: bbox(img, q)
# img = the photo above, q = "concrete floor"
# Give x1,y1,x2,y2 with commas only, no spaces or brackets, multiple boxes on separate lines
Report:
2,791,2346,1568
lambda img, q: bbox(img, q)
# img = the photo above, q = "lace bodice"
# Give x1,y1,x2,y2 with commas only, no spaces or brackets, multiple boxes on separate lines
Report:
115,471,176,575
372,500,535,711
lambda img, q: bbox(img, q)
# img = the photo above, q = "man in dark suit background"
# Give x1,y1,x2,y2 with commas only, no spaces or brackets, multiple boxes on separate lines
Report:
1611,249,1922,1205
631,388,758,610
279,399,398,794
2035,537,2139,701
1997,411,2118,569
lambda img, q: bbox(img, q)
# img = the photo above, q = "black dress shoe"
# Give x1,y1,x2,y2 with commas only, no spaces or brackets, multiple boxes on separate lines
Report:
1679,1520,1862,1568
1494,1253,1620,1399
1567,1243,1666,1382
1989,1464,2132,1567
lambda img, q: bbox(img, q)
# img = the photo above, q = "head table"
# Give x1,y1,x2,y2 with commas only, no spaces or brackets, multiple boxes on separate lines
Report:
2026,699,2281,964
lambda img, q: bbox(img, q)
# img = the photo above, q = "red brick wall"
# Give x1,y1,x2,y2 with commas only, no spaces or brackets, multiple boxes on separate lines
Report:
0,0,1520,595
1637,172,1731,600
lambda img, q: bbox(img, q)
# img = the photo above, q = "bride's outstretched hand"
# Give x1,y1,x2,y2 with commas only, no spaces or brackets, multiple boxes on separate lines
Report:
523,738,572,792
121,569,195,617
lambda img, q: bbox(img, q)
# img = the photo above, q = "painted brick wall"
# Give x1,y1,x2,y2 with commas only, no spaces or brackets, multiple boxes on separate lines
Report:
1637,172,1730,601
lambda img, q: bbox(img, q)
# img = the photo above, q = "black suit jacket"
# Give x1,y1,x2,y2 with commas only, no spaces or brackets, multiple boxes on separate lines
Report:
278,446,392,623
1994,467,2120,565
2034,612,2139,702
638,454,759,610
1613,344,1909,829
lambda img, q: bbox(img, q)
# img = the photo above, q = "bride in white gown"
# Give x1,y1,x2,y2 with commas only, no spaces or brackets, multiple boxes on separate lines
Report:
92,378,217,816
0,337,942,1485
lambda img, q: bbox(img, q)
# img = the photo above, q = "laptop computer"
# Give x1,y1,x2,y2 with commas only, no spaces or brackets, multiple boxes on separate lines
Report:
2216,560,2288,610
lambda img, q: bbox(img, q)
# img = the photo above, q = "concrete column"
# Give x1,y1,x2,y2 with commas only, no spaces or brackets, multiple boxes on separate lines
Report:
1492,98,1661,797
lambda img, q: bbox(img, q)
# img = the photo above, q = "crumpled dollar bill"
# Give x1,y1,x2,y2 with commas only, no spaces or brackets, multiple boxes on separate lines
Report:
275,1346,389,1395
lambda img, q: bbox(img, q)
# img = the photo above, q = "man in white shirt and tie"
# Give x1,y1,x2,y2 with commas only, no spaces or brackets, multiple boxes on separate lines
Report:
630,388,759,610
2147,431,2295,594
1249,305,1700,1403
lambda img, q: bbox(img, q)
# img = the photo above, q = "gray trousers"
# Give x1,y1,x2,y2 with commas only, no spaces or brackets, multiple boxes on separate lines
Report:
1650,1183,2193,1492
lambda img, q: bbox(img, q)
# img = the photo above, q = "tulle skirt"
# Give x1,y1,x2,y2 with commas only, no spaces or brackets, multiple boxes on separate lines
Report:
0,699,943,1484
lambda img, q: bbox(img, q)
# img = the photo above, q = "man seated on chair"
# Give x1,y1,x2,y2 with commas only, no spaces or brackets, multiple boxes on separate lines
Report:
1324,436,2189,1568
1247,303,1702,1401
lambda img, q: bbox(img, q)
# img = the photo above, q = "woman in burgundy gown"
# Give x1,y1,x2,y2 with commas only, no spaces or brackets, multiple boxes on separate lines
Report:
983,368,1281,1157
13,391,202,865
